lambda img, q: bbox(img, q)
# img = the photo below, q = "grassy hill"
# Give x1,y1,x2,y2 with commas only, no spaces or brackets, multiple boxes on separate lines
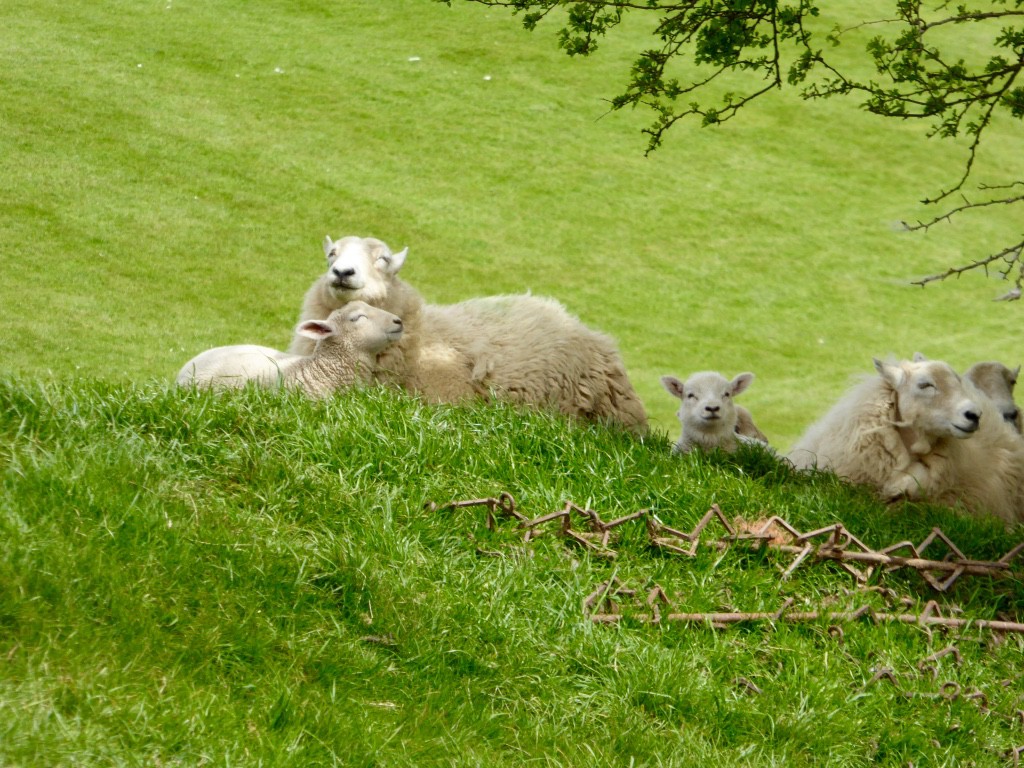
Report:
2,0,1023,448
1,380,1022,766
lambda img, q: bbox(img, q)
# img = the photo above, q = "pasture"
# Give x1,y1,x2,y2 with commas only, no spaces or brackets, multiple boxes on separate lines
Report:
2,1,1023,765
2,0,1021,447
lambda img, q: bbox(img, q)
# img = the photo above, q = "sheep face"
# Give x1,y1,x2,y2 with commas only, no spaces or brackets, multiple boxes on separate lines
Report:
965,361,1021,431
875,358,981,440
321,235,408,307
661,371,753,437
296,300,404,354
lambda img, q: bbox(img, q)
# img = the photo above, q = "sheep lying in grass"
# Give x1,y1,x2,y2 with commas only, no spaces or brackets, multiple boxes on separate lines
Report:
291,235,648,433
788,356,1024,524
965,360,1021,433
177,301,403,397
660,371,764,453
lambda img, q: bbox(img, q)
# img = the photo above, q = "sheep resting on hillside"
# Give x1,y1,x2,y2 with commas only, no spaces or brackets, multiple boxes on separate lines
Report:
788,355,1024,525
965,360,1021,433
177,301,403,397
660,371,766,453
290,235,648,433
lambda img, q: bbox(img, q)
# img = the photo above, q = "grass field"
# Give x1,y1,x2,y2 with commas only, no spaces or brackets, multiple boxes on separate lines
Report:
2,2,1023,765
2,0,1023,448
1,381,1022,766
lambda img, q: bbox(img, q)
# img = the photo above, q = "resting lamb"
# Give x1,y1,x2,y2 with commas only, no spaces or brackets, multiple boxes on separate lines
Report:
789,356,1024,524
290,235,648,433
964,360,1021,433
177,301,403,397
660,371,763,453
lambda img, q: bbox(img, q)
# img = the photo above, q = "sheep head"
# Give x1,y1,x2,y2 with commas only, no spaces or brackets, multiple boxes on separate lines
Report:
964,360,1021,431
296,300,404,356
321,235,408,307
661,371,754,449
875,357,981,443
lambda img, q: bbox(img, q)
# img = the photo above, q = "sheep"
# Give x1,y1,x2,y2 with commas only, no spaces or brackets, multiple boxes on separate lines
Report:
660,371,763,453
290,235,648,433
177,301,403,397
788,356,1024,525
964,360,1021,433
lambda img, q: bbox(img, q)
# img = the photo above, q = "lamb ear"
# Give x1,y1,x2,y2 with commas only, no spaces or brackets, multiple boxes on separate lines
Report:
730,372,754,396
874,358,904,388
296,319,336,341
660,375,686,399
322,235,334,260
377,246,408,276
912,351,928,362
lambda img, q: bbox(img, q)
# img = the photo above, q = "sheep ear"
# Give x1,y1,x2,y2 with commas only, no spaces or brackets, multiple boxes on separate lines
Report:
377,246,408,276
296,319,335,341
660,375,685,399
874,358,904,388
322,236,335,260
912,351,928,362
730,372,754,396
1010,365,1020,387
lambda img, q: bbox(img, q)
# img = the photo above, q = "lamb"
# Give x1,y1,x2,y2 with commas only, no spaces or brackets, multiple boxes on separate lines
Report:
290,235,648,433
177,301,403,397
788,355,1024,525
660,371,764,453
964,360,1021,433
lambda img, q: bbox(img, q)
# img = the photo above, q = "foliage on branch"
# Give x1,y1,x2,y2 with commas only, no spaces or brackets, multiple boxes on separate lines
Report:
438,0,1024,297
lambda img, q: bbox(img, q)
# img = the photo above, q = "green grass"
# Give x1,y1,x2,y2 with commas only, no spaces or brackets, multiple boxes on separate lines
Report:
2,0,1023,449
1,380,1022,766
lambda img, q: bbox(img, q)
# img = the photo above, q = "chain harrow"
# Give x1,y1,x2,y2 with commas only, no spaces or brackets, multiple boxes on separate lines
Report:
431,493,1024,593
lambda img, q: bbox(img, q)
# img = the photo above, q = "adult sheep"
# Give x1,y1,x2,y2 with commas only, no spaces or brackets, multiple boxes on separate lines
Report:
290,235,648,433
788,355,1024,525
178,301,403,397
964,360,1021,433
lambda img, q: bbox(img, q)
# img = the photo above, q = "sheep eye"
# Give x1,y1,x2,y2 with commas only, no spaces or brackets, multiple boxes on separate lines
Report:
686,393,697,401
349,313,367,323
917,381,935,391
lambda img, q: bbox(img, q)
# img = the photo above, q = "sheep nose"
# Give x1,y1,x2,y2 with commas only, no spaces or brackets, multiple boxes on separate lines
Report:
332,266,356,282
1006,409,1019,424
964,409,980,425
394,318,403,328
706,405,720,414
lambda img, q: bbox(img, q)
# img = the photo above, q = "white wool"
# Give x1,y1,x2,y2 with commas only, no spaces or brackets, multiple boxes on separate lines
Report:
789,356,1024,525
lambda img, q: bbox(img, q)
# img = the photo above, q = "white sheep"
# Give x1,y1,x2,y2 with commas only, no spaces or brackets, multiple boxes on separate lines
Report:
788,356,1024,525
177,301,403,398
290,235,648,433
660,371,762,453
964,360,1021,433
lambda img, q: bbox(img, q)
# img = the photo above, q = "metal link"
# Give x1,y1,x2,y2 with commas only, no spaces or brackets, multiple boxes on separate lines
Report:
434,493,1024,592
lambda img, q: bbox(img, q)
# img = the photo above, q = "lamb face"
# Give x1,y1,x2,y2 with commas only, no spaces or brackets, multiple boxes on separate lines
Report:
965,361,1021,431
296,300,404,355
876,358,981,441
661,371,754,449
321,235,408,307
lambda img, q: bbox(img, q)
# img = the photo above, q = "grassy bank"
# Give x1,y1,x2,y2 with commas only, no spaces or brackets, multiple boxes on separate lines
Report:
1,381,1021,765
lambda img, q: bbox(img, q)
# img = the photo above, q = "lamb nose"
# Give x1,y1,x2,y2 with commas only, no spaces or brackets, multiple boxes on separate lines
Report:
965,410,980,425
333,267,356,280
706,405,720,414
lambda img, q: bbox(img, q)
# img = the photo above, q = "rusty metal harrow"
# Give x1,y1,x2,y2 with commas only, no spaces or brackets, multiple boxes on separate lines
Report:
431,493,1024,593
